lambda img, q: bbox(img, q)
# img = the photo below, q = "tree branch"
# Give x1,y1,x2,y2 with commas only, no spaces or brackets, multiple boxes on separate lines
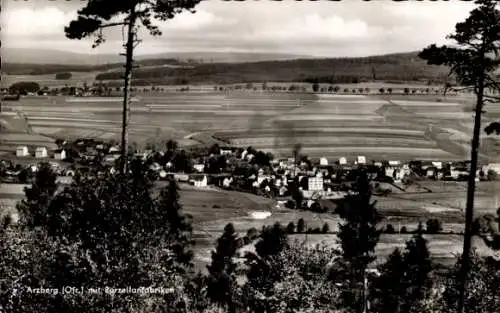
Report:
100,22,128,28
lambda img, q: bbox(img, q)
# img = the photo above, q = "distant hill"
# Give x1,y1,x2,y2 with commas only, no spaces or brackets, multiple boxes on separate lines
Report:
1,49,450,85
96,52,451,85
1,47,313,67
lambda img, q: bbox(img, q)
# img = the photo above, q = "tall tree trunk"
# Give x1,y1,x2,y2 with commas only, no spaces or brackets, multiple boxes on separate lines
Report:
120,7,136,174
457,76,485,313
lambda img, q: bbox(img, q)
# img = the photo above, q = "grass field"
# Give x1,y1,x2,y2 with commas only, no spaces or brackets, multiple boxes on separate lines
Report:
1,181,499,271
2,91,499,163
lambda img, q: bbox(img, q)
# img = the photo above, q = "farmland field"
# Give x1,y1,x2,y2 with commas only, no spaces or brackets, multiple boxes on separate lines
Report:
1,181,499,271
2,91,500,162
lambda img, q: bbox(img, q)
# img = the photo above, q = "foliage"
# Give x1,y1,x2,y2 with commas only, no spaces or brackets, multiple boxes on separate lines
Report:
439,250,500,313
93,52,449,84
335,170,383,313
426,218,443,234
8,82,41,94
297,218,306,234
3,164,197,313
206,223,240,313
242,223,289,313
370,228,433,313
55,72,72,80
370,248,407,313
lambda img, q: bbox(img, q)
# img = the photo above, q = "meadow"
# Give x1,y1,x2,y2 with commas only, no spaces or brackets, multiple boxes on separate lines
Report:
1,179,499,271
2,90,499,163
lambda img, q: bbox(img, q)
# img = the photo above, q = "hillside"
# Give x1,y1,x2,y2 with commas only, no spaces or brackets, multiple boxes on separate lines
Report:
1,51,450,85
1,48,312,72
95,52,450,85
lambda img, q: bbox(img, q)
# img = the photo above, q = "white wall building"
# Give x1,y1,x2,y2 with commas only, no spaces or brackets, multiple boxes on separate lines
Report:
54,149,66,160
193,164,205,173
319,157,328,166
16,146,29,157
339,157,347,165
308,177,324,191
35,147,48,158
357,156,366,164
193,175,208,188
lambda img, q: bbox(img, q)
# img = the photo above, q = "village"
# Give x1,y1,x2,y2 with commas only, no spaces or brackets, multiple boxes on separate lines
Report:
2,138,499,212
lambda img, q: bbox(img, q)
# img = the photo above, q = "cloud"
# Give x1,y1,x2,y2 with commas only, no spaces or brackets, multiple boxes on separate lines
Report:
2,7,76,37
0,1,483,57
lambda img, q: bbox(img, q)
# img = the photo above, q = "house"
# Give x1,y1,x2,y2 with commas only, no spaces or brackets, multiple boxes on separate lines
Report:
339,157,347,165
241,150,248,160
16,146,29,157
220,148,232,155
193,164,205,173
357,156,366,165
35,147,48,158
192,175,208,188
388,160,401,166
319,157,328,166
108,146,120,154
308,177,324,191
53,149,66,160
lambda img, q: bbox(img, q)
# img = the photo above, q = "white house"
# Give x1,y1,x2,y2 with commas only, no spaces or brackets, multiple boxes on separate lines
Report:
308,177,324,191
388,160,401,166
220,149,232,155
16,146,29,157
35,147,48,158
54,149,66,160
357,156,367,164
109,146,120,153
241,150,248,160
432,161,443,169
339,157,347,165
319,157,328,166
193,175,208,188
193,164,205,173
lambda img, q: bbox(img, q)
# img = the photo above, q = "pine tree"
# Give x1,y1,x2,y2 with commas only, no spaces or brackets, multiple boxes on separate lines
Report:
419,2,500,311
243,222,289,313
206,223,240,313
336,170,383,313
157,177,195,275
370,248,406,313
65,0,202,173
297,218,306,234
16,163,58,228
400,225,433,313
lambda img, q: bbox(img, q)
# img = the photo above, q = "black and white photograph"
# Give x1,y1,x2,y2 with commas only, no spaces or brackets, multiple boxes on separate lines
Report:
1,0,499,312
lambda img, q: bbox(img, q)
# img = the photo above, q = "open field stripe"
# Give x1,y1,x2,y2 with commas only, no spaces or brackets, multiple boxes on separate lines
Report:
274,115,384,121
391,101,461,106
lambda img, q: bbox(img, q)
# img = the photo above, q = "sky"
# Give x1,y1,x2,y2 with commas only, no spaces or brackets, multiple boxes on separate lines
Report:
1,0,478,57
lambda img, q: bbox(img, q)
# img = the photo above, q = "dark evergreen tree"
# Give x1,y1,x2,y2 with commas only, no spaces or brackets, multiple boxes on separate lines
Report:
419,2,500,311
243,222,289,313
400,225,433,313
297,218,306,234
156,177,195,275
336,170,383,313
370,248,407,313
16,162,58,228
206,223,240,313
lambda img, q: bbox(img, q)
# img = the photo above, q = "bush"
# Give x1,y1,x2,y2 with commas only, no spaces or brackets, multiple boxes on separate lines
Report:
386,224,396,234
286,222,296,234
400,226,408,234
487,169,498,181
8,81,40,94
321,222,330,234
55,72,72,80
297,218,306,233
426,218,443,234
